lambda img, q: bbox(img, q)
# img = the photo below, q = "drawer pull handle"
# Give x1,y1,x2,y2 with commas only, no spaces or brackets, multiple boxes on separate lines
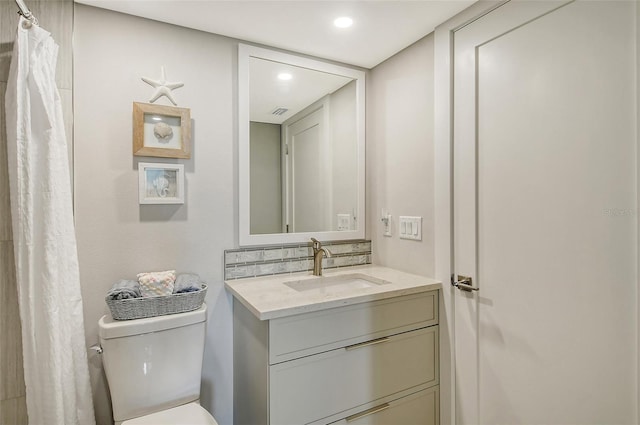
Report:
345,403,391,422
345,337,391,351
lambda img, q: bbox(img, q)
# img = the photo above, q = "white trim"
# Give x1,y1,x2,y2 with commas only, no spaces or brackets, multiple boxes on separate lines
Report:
238,44,366,246
433,3,505,424
239,44,251,243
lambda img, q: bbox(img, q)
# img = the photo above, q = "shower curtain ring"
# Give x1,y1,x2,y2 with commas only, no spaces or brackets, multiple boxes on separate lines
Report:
17,10,38,29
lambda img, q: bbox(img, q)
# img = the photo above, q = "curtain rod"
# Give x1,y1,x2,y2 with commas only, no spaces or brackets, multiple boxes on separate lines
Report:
15,0,38,26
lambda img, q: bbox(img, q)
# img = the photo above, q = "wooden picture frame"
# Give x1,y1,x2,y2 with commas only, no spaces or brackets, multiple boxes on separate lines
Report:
133,102,191,158
138,162,185,204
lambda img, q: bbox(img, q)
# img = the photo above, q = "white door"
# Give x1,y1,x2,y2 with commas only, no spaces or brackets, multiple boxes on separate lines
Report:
285,107,330,232
453,1,637,423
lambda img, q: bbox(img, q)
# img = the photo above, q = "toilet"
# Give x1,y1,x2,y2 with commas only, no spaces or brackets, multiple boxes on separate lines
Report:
98,304,218,425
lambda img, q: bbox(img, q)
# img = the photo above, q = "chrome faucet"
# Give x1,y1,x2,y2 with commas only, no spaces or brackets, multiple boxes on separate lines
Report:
311,238,332,276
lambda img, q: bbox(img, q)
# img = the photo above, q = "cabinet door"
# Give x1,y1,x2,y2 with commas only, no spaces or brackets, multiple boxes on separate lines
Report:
328,387,439,425
270,327,438,425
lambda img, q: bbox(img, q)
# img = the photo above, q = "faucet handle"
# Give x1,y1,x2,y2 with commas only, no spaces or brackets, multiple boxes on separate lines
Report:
310,237,320,249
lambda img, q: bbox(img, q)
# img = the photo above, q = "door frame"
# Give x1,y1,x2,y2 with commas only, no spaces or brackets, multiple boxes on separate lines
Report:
434,2,640,424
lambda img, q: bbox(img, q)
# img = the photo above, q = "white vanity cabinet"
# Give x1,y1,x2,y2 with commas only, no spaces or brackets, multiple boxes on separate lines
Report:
233,290,440,425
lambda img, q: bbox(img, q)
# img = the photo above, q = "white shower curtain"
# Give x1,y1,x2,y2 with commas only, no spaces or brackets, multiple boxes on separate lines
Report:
5,18,96,425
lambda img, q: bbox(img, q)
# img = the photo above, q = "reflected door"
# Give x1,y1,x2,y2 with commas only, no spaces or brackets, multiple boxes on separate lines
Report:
453,1,637,423
285,107,330,232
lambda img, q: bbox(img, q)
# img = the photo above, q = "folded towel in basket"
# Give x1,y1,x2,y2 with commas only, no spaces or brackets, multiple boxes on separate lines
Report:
137,270,176,297
174,273,203,294
106,279,141,300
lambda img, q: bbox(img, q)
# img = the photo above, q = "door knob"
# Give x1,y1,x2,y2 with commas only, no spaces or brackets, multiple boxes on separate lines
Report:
451,274,479,292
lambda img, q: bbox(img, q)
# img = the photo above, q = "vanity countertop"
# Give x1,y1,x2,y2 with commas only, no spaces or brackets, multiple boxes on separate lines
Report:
224,265,441,320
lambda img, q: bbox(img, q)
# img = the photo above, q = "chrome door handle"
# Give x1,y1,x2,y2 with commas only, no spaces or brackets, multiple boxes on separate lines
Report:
451,274,479,292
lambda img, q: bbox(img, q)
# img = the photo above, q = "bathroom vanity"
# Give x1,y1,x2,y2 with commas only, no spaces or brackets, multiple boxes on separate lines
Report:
232,44,440,423
225,265,441,425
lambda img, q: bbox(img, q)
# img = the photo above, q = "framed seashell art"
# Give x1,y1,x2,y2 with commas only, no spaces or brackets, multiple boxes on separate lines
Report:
133,102,191,159
138,162,185,204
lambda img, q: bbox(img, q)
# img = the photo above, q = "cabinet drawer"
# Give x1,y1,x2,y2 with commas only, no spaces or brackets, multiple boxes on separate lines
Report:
269,326,438,425
269,291,438,364
328,387,439,425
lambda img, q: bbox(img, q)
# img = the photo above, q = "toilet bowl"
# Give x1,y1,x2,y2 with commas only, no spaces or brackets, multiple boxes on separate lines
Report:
99,305,219,425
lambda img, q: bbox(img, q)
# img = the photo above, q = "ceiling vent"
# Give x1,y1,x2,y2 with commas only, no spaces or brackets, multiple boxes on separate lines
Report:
271,107,289,116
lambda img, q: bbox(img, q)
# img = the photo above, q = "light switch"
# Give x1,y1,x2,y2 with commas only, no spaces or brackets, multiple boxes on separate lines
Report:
383,215,392,237
399,216,422,241
381,209,392,237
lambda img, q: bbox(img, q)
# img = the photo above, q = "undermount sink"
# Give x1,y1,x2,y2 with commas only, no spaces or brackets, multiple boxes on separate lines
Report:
283,273,391,293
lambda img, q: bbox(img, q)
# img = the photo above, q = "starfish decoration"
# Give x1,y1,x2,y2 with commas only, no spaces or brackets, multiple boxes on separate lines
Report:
141,66,184,106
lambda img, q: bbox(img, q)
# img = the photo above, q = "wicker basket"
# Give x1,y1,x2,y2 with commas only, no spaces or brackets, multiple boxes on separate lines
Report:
105,284,208,321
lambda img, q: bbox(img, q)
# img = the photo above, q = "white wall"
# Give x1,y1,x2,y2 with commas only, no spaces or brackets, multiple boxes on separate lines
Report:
367,35,435,276
74,6,235,424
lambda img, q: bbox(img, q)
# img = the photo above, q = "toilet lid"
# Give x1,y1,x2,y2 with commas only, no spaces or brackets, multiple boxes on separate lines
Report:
122,403,218,425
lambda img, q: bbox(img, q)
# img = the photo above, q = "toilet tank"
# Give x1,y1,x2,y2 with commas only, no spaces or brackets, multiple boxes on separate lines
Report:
98,305,207,423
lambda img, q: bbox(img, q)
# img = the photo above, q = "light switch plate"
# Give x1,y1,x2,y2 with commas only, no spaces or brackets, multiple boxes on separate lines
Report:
383,215,392,237
337,214,351,231
381,208,392,237
399,216,422,241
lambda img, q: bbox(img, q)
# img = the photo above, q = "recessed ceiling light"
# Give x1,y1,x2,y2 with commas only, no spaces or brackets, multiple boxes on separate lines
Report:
278,73,292,81
334,16,353,28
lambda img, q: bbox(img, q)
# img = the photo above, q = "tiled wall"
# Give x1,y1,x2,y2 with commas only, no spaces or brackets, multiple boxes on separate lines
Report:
224,240,372,280
0,2,73,423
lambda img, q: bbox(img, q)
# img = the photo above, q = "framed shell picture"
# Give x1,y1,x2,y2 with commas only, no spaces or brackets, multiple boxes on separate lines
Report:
133,102,191,158
138,162,185,204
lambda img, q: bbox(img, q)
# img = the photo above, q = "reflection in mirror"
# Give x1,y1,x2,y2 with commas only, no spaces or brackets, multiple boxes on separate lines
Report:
239,45,365,246
250,57,356,234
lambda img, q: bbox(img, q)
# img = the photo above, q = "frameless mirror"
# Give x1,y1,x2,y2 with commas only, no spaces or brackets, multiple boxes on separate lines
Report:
239,44,366,246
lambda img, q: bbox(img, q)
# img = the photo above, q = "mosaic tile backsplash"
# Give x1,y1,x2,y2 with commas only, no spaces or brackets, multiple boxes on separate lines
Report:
224,240,372,280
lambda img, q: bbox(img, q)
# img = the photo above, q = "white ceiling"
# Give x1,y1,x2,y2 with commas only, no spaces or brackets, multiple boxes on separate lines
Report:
75,0,475,69
250,57,353,124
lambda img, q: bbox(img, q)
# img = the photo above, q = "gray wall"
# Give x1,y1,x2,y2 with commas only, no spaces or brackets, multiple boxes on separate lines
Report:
74,6,235,425
367,34,435,276
0,1,73,423
250,121,282,234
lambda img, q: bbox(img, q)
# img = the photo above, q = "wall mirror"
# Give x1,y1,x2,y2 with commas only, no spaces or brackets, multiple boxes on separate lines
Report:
239,44,366,246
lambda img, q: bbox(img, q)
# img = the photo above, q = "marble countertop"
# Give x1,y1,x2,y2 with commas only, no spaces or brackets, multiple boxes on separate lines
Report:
224,264,441,320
